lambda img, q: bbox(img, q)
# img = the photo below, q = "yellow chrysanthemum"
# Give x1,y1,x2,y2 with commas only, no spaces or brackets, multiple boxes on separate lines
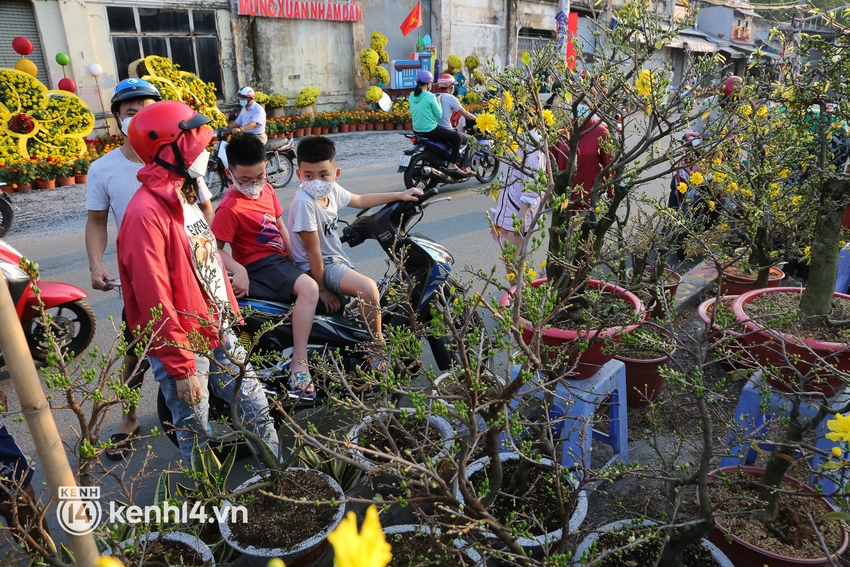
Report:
740,187,753,198
728,182,739,193
826,413,850,443
677,182,688,194
328,505,392,567
740,104,752,116
778,169,790,179
833,446,843,458
791,195,803,206
476,113,498,133
689,171,704,185
503,91,514,112
713,171,726,183
635,69,653,97
540,259,547,269
506,272,516,281
542,109,555,125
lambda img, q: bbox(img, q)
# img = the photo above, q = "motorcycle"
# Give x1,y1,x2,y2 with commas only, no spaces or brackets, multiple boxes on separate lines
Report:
0,187,14,237
205,128,296,201
399,131,500,190
156,188,486,456
0,240,95,363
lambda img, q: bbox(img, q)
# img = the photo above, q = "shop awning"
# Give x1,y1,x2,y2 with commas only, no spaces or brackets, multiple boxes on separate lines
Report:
736,8,760,17
669,35,717,52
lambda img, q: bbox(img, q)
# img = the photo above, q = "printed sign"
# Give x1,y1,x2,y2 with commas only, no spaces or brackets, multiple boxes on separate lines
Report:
236,0,363,21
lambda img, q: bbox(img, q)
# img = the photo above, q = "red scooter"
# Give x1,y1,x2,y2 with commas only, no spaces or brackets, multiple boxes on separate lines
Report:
0,240,95,363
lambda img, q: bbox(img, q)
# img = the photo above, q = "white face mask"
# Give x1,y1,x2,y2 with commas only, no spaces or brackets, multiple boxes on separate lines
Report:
228,170,265,198
120,116,133,136
187,149,210,179
301,179,333,200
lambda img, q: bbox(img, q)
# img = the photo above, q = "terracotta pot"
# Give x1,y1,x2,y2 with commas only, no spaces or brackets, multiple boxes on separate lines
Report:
374,122,384,131
74,174,87,184
340,124,350,133
57,176,76,187
0,185,13,194
303,127,313,136
14,183,32,192
720,266,784,296
697,296,750,373
384,122,394,130
614,325,675,407
356,123,367,131
294,128,305,137
574,519,733,567
330,126,339,133
365,123,374,130
498,278,646,380
732,287,850,395
404,122,413,130
35,180,55,190
699,466,849,567
395,123,404,130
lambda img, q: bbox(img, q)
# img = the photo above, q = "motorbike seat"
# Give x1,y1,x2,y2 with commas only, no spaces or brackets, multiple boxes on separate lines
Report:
265,137,292,151
245,279,346,316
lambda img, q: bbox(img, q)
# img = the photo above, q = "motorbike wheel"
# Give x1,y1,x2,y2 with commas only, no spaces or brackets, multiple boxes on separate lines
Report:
473,153,500,184
267,154,294,189
428,278,491,371
404,154,440,190
205,168,228,202
156,387,254,460
0,197,13,238
24,299,96,362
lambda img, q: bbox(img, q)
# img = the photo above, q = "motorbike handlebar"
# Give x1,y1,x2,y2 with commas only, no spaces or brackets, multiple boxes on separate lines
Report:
416,187,439,204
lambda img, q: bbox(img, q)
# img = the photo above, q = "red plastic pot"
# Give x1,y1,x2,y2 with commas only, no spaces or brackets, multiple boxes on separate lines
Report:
14,183,32,192
0,185,13,194
699,466,849,567
74,174,87,184
374,122,385,131
721,266,785,296
698,295,751,373
294,128,305,137
404,122,413,130
499,278,645,380
614,347,673,407
56,176,75,187
356,123,366,131
365,123,375,130
35,180,55,190
628,267,682,319
732,287,850,395
340,124,350,133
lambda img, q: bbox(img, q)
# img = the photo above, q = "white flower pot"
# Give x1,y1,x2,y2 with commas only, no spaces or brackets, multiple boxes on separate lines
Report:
348,408,454,466
104,531,215,566
455,451,588,548
218,469,345,567
573,519,734,567
383,524,483,566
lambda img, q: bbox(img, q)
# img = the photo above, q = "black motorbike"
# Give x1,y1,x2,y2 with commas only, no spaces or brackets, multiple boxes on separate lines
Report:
399,132,500,190
157,188,486,456
205,128,296,201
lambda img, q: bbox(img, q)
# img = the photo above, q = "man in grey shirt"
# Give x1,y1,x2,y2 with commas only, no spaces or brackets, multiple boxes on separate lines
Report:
229,86,267,143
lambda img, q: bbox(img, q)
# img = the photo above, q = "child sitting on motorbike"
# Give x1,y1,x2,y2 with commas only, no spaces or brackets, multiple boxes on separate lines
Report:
287,136,422,371
210,133,319,397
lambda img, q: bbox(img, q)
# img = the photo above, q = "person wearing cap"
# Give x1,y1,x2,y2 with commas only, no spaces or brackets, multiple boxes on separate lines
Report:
86,78,214,460
117,100,279,465
409,70,469,174
229,86,267,144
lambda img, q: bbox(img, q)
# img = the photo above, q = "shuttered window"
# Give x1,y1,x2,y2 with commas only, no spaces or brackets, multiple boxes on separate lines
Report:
0,0,50,86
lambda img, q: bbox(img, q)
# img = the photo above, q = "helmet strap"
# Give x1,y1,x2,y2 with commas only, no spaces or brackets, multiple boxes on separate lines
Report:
153,141,190,177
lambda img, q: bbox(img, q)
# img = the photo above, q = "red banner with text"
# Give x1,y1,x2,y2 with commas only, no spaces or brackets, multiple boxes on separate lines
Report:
236,0,363,21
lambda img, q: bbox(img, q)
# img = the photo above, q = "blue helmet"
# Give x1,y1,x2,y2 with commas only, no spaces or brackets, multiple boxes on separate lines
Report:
416,70,434,84
110,78,162,113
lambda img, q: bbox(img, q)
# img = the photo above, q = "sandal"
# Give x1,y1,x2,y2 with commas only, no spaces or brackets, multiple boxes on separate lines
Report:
288,371,316,399
104,426,141,461
368,356,390,374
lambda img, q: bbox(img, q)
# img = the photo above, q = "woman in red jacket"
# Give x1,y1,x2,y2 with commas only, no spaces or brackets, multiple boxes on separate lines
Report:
117,100,279,465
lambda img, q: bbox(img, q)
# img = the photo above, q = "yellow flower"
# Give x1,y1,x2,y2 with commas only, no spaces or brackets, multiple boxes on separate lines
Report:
540,259,547,269
740,104,752,116
756,105,768,117
689,171,704,185
506,272,516,281
526,267,537,279
542,109,555,126
778,169,790,179
833,446,843,458
708,200,716,211
328,505,392,567
740,188,753,198
791,195,803,206
728,182,739,193
98,558,126,567
635,69,653,97
677,182,688,194
712,171,726,183
503,91,514,112
476,113,498,133
826,413,850,443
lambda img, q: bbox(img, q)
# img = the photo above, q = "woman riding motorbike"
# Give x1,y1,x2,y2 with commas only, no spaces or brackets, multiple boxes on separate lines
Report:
408,70,470,174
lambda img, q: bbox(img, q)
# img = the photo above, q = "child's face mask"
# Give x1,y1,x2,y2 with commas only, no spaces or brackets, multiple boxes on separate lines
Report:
301,179,333,200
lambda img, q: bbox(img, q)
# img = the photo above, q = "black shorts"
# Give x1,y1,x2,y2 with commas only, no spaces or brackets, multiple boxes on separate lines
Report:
245,254,306,303
0,419,32,494
121,308,150,387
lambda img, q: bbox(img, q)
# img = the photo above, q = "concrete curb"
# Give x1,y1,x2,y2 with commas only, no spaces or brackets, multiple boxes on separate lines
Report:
673,259,718,312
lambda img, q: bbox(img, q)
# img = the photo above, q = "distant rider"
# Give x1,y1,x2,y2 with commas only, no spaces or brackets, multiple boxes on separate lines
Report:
408,71,470,174
229,86,268,144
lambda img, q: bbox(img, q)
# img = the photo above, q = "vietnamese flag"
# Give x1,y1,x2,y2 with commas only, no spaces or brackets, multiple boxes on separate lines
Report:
400,2,422,36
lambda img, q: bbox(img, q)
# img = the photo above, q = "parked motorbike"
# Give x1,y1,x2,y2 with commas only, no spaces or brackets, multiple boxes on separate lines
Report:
0,240,95,363
156,188,486,456
205,128,296,200
399,132,500,190
0,187,14,237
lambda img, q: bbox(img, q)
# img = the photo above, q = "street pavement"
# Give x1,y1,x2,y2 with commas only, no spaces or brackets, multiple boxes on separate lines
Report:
0,132,672,556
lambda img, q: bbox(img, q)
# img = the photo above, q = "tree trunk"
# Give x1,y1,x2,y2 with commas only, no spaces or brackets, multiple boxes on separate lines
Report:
800,180,849,317
758,419,804,520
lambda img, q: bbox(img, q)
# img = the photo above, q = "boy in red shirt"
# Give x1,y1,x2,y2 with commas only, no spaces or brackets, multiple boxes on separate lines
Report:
211,133,319,396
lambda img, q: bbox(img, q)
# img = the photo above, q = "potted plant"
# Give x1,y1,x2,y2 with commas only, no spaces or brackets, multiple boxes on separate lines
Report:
294,86,320,116
0,159,35,191
697,295,751,373
382,524,477,565
55,158,76,186
265,120,279,139
253,90,270,107
32,157,57,189
292,116,306,138
612,323,676,407
73,154,90,183
355,111,367,131
267,93,289,118
105,531,216,566
348,408,454,468
338,112,350,134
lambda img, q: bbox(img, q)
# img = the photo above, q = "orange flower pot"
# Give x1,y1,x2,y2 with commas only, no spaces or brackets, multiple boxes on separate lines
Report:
384,122,394,130
356,124,366,131
35,179,56,190
340,124,350,133
75,174,87,184
0,185,13,194
57,177,76,187
365,123,374,131
14,183,32,192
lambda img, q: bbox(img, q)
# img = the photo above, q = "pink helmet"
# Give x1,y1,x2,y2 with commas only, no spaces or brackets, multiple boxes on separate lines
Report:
720,76,743,99
437,73,455,89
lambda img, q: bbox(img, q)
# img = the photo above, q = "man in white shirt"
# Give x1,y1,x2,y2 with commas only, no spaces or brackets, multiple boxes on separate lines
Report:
229,86,267,144
85,79,214,460
435,74,477,169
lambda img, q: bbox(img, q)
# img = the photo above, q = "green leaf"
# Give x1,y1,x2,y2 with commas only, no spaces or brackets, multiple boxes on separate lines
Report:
153,473,169,507
218,447,237,490
822,511,850,522
204,447,222,480
190,440,206,476
655,39,664,49
59,543,75,564
821,460,843,470
521,51,531,66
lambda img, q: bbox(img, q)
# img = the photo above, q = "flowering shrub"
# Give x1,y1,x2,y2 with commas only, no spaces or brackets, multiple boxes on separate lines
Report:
294,86,320,108
268,94,288,108
446,54,463,74
366,86,384,104
136,56,227,128
0,159,35,187
253,91,271,105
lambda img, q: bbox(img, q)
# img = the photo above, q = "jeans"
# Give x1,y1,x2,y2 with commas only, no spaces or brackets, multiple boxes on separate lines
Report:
151,336,279,464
